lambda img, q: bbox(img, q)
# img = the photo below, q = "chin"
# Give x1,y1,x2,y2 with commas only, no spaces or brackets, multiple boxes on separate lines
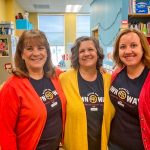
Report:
31,66,44,70
125,64,138,67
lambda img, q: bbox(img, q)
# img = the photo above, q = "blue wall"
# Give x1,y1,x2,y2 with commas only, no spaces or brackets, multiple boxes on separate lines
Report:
90,0,128,69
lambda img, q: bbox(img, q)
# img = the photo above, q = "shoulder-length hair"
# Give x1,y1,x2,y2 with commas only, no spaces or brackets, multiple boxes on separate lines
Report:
71,36,104,70
113,28,150,68
12,29,55,77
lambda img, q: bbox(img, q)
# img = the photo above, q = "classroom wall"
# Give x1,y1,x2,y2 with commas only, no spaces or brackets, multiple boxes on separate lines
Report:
90,0,128,68
14,0,25,17
65,13,76,49
0,0,6,21
5,0,15,22
29,13,38,30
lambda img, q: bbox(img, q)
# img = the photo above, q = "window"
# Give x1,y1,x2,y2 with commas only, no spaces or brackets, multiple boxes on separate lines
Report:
76,15,90,38
38,15,65,65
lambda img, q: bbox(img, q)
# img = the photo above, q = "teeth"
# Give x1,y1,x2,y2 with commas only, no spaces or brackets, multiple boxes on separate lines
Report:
31,58,41,61
125,56,134,58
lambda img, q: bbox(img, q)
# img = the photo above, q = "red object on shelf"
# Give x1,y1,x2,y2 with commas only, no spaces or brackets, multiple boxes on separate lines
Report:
147,37,150,45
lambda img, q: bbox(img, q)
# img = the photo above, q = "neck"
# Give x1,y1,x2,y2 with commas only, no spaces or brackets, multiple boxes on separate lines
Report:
29,70,44,80
127,63,145,79
79,67,97,81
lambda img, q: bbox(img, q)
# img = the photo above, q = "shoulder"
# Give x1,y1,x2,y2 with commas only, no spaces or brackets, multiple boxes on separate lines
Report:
143,71,150,86
54,67,64,76
112,67,123,80
59,69,77,82
102,72,111,79
101,72,112,86
0,75,25,94
60,69,76,77
2,75,20,87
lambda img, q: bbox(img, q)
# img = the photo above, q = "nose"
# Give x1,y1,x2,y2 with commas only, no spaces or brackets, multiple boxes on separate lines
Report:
32,47,40,55
84,49,90,55
124,46,133,54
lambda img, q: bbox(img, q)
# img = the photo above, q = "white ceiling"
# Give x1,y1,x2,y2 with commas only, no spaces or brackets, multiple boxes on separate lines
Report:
16,0,92,13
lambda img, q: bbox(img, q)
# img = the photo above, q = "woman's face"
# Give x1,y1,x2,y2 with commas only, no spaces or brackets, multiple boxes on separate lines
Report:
21,42,47,74
78,40,98,70
119,32,144,68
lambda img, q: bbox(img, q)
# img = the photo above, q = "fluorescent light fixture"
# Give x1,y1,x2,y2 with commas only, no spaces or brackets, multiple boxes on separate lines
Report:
66,5,72,12
65,5,82,12
73,5,82,12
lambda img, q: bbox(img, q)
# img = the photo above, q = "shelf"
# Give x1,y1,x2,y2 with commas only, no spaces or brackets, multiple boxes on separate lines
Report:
128,2,150,45
128,14,150,18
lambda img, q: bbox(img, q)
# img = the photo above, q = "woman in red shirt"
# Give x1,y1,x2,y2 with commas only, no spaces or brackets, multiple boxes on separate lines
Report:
109,28,150,150
0,30,66,150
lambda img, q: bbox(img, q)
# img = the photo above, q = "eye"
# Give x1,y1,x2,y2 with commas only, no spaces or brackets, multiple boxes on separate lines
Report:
131,43,137,48
25,47,33,51
88,48,94,52
79,49,85,54
38,46,45,50
119,45,126,50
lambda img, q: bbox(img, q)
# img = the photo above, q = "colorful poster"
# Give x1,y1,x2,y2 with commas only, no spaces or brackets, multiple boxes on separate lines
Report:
0,38,9,57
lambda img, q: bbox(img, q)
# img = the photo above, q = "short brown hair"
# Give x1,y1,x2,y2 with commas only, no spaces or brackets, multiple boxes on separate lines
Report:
71,36,104,70
13,29,55,77
113,28,150,68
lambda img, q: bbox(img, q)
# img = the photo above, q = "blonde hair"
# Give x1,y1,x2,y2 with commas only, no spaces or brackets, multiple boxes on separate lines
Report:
113,28,150,68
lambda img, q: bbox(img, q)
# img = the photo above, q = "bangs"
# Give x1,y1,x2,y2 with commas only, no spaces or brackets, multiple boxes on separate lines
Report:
23,34,47,48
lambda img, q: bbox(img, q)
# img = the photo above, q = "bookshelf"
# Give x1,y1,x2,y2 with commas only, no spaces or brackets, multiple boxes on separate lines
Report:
128,14,150,40
128,14,150,17
128,0,150,44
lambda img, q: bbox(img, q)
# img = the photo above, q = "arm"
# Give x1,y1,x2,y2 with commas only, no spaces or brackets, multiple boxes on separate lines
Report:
0,84,20,150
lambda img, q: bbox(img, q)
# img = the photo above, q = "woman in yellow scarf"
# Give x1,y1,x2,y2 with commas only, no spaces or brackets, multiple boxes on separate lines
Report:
59,36,115,150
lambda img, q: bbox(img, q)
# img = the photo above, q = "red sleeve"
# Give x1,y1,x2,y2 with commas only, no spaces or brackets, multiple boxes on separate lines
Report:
0,84,21,150
111,67,123,83
55,67,64,76
138,73,150,148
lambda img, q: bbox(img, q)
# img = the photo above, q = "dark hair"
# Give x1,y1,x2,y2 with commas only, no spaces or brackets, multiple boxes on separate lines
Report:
113,28,150,68
71,36,104,70
12,29,55,77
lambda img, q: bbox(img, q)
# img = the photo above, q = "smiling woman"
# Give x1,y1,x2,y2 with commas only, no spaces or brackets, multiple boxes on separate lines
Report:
59,36,115,150
109,28,150,150
0,29,66,150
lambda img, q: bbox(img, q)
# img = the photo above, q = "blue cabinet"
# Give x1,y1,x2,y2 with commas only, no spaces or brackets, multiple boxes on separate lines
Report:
16,19,33,30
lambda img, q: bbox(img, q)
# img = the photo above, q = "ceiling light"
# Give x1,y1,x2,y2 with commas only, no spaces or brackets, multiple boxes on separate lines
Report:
65,5,72,12
73,5,82,12
65,5,82,13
